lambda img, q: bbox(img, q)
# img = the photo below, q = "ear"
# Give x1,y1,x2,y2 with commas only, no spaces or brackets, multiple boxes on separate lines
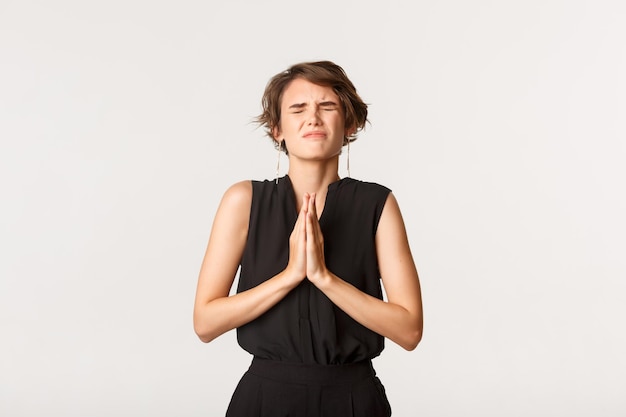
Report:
272,126,282,142
344,124,356,138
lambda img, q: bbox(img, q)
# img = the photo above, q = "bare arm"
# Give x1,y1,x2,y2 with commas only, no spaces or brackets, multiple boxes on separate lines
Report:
306,192,423,350
193,181,307,343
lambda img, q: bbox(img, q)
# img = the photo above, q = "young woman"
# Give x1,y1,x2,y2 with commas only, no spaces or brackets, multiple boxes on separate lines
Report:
194,61,423,416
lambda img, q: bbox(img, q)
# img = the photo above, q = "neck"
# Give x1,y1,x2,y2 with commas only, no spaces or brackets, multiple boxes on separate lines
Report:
287,157,340,210
287,157,339,189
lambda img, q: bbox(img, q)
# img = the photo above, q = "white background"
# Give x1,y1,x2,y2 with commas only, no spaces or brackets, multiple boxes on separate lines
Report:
1,1,625,416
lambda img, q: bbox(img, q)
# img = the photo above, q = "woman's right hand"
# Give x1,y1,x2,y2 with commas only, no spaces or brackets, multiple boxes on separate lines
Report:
284,193,310,285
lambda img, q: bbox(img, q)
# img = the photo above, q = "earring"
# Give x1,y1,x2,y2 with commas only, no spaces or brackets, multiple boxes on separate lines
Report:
275,140,283,184
346,138,351,178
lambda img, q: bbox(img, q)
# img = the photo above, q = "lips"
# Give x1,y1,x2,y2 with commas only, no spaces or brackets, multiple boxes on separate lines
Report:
303,131,326,138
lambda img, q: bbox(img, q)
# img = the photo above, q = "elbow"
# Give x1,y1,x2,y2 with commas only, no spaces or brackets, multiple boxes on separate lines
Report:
401,327,423,351
194,325,217,344
193,314,217,343
193,302,231,343
195,330,212,343
402,331,422,351
402,313,424,351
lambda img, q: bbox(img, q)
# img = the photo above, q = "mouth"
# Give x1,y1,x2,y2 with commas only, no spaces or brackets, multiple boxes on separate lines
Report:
303,131,326,139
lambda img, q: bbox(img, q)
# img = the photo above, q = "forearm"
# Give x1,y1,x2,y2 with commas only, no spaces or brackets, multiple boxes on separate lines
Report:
313,272,423,351
194,270,300,343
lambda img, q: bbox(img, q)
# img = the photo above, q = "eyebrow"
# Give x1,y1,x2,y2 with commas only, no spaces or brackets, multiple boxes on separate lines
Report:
287,101,339,109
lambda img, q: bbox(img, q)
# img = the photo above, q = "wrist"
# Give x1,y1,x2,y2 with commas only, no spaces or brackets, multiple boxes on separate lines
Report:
281,267,305,288
309,269,334,290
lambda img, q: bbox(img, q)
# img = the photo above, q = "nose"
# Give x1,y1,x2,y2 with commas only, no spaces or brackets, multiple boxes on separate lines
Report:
306,108,322,125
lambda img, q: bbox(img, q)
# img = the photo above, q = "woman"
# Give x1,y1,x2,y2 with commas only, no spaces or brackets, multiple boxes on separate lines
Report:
194,61,423,416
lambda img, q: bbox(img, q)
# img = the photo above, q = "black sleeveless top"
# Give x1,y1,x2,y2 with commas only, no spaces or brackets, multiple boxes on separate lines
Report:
237,175,391,365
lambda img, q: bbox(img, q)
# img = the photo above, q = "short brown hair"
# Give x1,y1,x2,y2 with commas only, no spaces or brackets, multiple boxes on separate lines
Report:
255,61,368,151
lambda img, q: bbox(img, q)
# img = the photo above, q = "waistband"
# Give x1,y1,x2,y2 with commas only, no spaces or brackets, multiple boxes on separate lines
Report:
248,357,376,385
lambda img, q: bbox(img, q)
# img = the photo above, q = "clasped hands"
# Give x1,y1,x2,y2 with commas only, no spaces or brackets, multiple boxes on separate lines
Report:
286,192,331,287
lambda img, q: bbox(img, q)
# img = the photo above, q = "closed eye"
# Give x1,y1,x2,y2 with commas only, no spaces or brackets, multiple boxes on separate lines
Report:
319,101,339,111
288,103,306,113
287,101,339,113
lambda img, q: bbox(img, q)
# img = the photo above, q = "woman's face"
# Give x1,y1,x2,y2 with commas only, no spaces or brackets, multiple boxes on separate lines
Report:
274,78,349,162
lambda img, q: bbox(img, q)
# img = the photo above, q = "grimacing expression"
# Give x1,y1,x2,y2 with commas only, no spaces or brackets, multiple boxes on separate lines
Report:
274,78,352,161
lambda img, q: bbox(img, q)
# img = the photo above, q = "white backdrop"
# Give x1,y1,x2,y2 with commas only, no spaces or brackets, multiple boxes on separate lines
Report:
1,1,625,416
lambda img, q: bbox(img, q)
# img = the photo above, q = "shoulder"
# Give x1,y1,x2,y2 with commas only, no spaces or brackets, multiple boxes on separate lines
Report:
336,178,392,230
211,181,253,235
219,180,252,210
343,178,392,206
346,178,391,195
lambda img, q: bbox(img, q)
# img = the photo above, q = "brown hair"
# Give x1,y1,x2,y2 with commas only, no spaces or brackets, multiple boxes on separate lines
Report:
255,61,368,151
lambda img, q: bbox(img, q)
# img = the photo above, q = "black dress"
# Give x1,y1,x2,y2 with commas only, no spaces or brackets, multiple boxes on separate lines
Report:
226,175,393,417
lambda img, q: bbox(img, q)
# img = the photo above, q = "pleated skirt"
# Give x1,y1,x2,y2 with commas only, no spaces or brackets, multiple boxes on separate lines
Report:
225,357,392,417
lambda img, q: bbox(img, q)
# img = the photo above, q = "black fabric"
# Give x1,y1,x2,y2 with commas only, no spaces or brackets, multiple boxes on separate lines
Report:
237,175,391,365
225,357,392,417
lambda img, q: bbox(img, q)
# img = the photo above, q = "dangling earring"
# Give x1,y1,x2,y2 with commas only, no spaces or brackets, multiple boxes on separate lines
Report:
275,140,284,184
346,138,351,178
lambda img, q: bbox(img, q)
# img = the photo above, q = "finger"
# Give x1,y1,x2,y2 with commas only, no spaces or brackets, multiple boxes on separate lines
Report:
302,193,310,216
292,195,309,243
306,203,314,230
308,192,317,218
306,204,323,247
308,194,323,235
299,193,310,218
296,208,306,236
305,199,325,278
306,210,318,259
